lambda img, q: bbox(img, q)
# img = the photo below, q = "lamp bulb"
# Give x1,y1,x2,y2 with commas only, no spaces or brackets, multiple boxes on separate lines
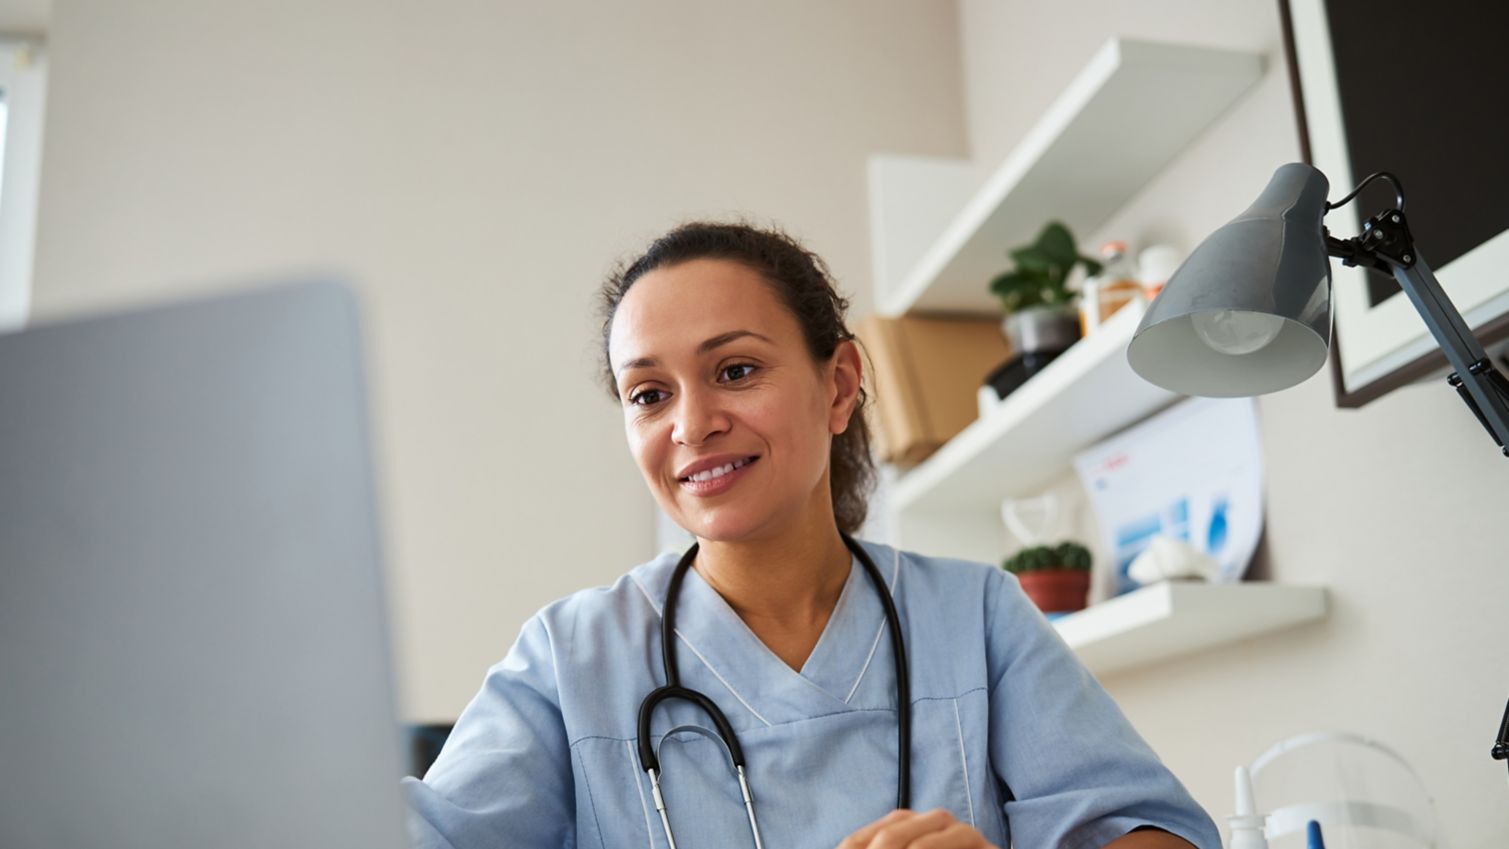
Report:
1192,310,1284,356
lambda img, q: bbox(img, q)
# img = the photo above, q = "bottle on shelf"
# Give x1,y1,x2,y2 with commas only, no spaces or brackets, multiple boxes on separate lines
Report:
1137,243,1182,301
1079,240,1145,336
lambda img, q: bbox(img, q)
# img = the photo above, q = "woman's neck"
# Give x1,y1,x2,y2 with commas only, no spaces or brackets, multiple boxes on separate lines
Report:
692,511,853,644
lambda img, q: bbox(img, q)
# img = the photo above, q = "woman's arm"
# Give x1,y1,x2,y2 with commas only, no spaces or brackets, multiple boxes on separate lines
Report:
983,570,1222,849
402,615,575,849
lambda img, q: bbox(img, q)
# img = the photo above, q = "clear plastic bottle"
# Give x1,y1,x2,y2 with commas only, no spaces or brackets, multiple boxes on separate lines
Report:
1097,240,1140,287
1079,241,1143,335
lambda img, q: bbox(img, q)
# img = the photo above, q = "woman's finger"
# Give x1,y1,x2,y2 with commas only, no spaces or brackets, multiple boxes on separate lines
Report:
909,821,995,849
837,809,915,849
866,808,957,849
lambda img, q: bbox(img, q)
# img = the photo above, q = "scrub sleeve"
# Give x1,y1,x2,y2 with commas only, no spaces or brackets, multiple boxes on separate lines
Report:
402,616,577,849
985,567,1219,849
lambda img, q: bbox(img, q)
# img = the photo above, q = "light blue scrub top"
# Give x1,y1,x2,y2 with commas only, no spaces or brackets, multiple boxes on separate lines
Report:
402,539,1220,849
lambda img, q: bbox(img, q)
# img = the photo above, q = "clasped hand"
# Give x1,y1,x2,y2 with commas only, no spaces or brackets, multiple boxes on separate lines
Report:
837,808,999,849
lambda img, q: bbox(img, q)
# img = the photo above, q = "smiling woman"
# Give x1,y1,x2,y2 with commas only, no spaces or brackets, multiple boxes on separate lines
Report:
598,221,876,542
599,226,873,557
401,221,1221,849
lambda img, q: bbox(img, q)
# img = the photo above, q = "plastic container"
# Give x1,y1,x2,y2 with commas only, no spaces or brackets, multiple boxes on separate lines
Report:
1137,244,1182,301
1079,241,1144,335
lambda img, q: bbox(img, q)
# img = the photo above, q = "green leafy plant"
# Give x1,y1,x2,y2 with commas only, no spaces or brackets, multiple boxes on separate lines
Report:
988,221,1103,314
1002,541,1092,575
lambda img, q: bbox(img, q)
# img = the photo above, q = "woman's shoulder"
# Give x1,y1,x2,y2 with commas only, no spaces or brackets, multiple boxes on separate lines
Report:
847,539,1013,637
871,538,1007,599
873,540,1053,641
525,547,683,643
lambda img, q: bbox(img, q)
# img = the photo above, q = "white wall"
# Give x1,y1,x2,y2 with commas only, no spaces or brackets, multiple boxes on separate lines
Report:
956,2,1509,847
31,0,967,721
0,0,50,35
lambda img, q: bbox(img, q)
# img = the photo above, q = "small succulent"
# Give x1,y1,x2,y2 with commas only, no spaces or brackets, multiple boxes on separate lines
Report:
988,221,1103,314
1002,541,1093,575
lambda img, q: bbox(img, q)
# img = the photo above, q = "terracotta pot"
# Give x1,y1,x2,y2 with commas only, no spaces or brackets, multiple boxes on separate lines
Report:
1016,570,1090,613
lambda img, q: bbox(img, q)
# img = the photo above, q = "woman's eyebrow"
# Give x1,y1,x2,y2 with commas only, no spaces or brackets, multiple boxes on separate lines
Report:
616,330,773,375
697,329,773,354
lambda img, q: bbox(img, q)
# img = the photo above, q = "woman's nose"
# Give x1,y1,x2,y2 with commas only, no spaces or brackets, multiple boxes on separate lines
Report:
670,387,730,446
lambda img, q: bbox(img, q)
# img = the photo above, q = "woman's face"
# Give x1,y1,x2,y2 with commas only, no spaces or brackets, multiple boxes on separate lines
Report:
608,258,860,544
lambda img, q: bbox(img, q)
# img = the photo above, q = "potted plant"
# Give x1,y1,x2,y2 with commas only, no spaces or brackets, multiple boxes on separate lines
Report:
988,221,1102,357
1002,541,1092,614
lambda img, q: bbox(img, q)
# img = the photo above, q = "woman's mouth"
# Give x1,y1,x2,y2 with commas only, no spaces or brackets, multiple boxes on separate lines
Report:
678,456,759,496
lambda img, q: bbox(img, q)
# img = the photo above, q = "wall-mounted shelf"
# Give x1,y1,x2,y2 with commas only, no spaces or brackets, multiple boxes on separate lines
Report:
873,36,1267,573
869,38,1264,317
1054,582,1328,676
890,301,1179,517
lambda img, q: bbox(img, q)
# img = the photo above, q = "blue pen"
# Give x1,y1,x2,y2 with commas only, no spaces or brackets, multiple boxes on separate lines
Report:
1306,820,1326,849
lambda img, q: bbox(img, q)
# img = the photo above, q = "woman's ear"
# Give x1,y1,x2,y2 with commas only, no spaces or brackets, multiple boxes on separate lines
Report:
828,339,863,435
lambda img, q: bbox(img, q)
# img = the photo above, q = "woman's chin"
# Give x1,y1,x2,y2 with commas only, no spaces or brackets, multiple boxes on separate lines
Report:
689,522,757,545
681,509,767,545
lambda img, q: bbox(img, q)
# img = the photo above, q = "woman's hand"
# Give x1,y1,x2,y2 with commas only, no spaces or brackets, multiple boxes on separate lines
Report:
837,808,1000,849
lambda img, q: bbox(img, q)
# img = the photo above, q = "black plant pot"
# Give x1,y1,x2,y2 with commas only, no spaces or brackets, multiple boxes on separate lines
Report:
988,307,1082,400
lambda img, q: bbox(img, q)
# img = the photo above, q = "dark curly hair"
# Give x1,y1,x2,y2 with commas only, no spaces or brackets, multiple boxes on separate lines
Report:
597,220,875,536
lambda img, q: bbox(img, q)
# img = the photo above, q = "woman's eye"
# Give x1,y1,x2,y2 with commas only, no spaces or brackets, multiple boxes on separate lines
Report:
720,363,757,382
629,388,665,407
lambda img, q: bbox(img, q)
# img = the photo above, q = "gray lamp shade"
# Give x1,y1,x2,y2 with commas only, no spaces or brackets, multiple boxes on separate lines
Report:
1127,163,1334,397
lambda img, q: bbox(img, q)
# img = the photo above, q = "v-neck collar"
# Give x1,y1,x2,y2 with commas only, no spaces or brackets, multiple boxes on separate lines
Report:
628,538,900,727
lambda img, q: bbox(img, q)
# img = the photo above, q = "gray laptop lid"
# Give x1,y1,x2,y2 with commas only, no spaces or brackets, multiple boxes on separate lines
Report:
0,282,410,849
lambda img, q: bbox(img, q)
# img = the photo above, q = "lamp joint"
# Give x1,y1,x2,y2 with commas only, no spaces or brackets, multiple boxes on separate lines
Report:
1358,208,1417,269
1324,230,1392,276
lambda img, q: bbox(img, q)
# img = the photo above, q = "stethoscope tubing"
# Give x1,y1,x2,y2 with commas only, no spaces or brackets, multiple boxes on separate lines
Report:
635,532,911,813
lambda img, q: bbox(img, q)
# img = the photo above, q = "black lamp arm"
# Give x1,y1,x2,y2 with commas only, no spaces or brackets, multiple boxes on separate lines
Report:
1324,208,1509,456
1327,172,1509,785
1495,699,1509,762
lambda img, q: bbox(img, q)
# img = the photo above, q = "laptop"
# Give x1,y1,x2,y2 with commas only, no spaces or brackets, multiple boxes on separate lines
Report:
0,281,411,849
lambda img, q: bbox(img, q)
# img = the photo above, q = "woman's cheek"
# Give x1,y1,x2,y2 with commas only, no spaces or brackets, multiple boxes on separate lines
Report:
624,420,660,476
737,388,787,429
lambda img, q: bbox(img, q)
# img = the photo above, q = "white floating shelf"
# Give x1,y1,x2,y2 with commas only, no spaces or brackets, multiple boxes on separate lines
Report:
877,38,1264,317
1055,582,1328,676
890,301,1178,514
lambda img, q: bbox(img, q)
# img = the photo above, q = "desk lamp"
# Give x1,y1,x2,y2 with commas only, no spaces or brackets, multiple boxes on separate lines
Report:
1125,161,1509,781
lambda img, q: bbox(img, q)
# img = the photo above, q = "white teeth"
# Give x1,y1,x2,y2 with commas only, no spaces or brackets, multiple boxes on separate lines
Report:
685,457,753,483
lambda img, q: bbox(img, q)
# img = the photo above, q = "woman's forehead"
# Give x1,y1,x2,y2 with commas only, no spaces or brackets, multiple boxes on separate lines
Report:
609,259,800,361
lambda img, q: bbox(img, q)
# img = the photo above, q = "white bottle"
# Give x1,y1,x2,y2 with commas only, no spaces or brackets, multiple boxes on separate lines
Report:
1228,765,1269,849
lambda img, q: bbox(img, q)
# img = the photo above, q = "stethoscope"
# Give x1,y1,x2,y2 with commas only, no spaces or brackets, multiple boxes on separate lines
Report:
636,532,911,849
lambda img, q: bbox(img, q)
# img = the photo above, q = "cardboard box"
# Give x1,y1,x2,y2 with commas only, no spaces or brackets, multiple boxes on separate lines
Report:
857,314,1012,467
